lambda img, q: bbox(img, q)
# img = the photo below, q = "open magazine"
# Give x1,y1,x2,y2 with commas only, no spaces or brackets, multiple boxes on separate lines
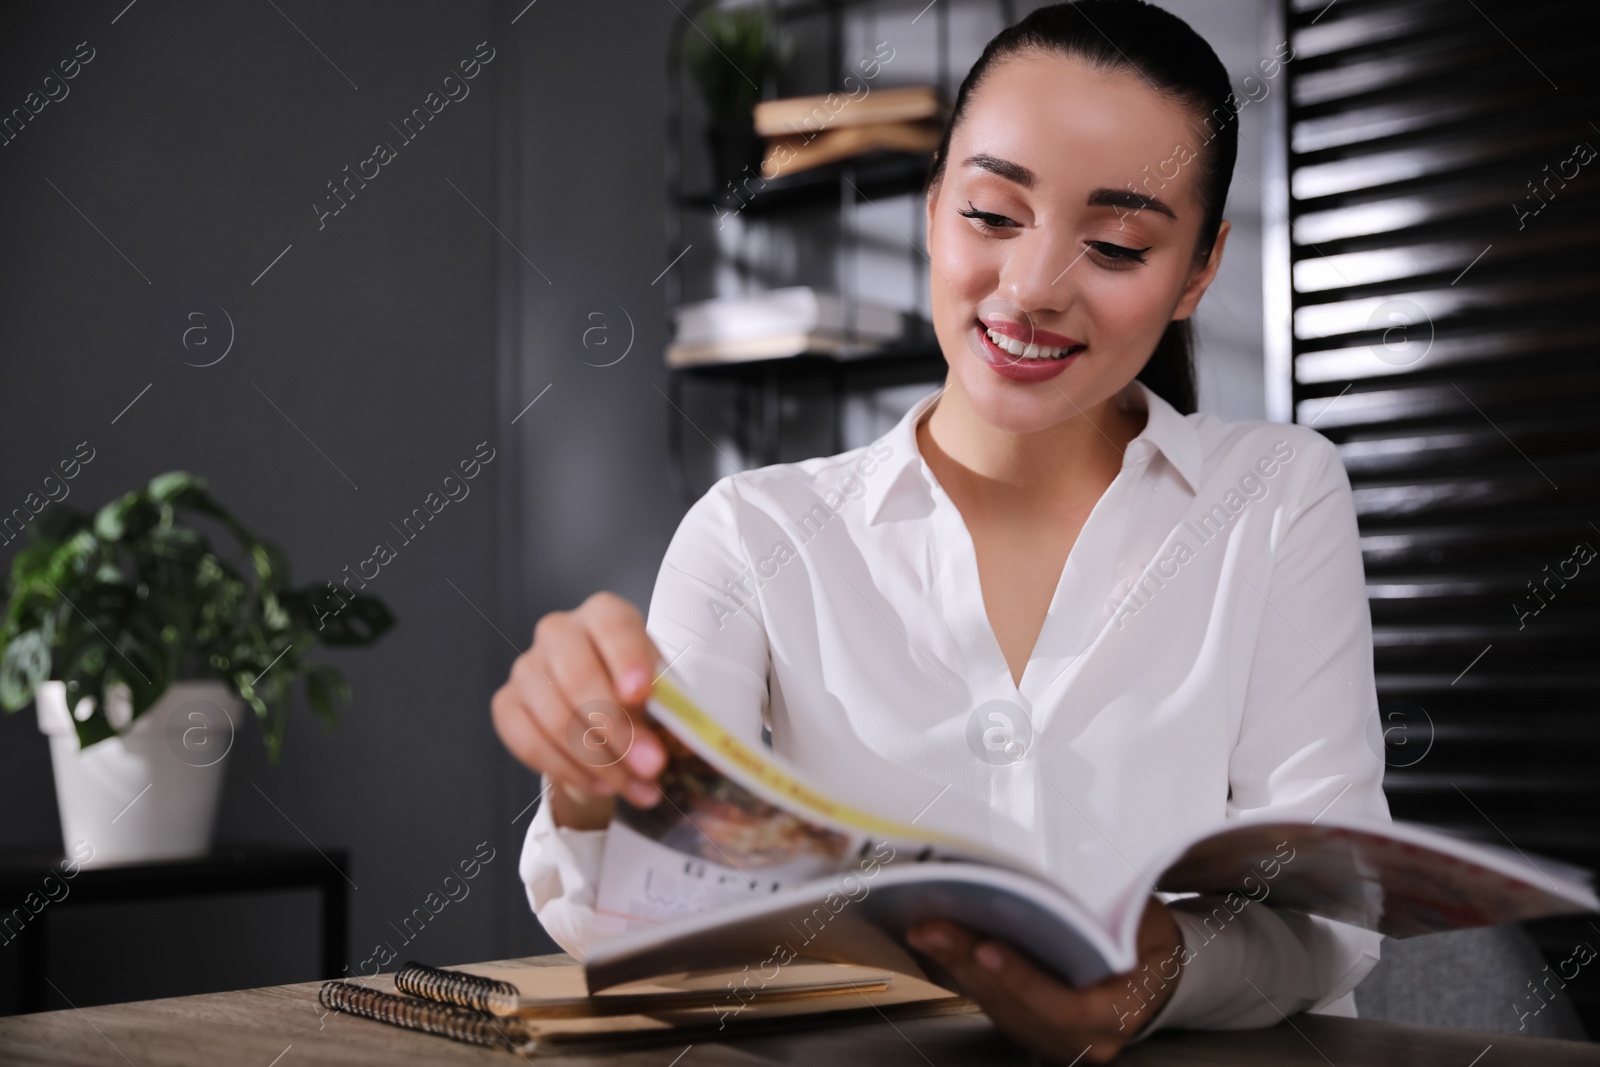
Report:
583,676,1599,994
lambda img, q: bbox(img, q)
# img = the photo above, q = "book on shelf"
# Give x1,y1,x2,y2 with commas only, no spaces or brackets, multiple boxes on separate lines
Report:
754,84,948,137
581,675,1600,995
666,331,888,368
673,286,905,345
666,287,912,368
317,957,971,1054
762,118,944,178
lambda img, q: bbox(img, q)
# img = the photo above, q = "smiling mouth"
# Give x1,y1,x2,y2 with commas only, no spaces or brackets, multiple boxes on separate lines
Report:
978,321,1087,361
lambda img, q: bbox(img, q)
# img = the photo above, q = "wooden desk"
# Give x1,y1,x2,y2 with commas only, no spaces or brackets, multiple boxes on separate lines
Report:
1,954,1596,1065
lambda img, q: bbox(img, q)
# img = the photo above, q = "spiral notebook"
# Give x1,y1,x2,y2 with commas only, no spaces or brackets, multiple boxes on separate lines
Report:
318,958,972,1054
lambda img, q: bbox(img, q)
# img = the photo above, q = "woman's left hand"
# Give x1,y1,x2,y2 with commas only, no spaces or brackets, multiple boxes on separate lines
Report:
906,896,1183,1063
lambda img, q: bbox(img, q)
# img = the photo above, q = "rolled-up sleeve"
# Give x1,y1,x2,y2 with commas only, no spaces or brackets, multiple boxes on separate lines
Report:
1144,430,1389,1033
1141,895,1378,1032
517,475,773,956
518,796,608,958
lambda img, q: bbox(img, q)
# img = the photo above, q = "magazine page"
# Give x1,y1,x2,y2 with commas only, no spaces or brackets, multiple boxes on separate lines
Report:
593,728,868,931
592,676,1024,936
1152,818,1599,939
585,861,1129,995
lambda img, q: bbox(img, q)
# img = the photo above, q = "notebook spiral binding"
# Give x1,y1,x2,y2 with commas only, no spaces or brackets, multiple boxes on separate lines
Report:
317,980,530,1051
394,960,520,1014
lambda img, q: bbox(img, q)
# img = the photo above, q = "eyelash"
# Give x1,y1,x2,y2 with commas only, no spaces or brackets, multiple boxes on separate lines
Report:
957,202,1153,269
957,204,1017,234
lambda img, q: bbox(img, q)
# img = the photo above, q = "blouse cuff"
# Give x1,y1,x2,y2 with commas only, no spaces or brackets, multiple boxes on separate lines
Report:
1132,895,1248,1037
1133,895,1383,1036
518,793,609,960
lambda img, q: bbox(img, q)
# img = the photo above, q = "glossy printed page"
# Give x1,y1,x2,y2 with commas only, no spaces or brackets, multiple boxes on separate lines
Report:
591,675,1045,937
594,727,869,930
1154,819,1599,938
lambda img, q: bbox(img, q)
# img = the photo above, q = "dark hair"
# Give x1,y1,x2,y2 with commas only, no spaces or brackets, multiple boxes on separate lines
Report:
924,0,1240,415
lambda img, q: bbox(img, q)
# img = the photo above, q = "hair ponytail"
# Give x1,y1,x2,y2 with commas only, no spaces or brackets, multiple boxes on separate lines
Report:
1138,321,1197,415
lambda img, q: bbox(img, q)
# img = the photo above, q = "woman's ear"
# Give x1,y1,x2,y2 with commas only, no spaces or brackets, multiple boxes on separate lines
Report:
1172,218,1231,321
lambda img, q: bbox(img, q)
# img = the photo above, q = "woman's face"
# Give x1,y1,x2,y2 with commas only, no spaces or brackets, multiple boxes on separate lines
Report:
925,52,1230,433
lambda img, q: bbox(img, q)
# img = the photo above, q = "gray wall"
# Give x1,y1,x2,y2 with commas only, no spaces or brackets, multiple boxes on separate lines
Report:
0,0,544,1006
495,0,687,958
0,0,1271,1008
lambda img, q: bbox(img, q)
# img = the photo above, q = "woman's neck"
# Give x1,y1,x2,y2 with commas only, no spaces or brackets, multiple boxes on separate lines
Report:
917,379,1147,516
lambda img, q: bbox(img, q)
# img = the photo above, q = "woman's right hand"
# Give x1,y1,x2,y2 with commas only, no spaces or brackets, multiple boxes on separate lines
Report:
491,592,668,830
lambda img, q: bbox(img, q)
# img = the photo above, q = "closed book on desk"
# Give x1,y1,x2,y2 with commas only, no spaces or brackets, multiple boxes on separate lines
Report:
318,959,971,1054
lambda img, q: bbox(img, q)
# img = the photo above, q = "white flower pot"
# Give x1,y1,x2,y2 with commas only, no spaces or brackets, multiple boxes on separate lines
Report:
37,680,245,867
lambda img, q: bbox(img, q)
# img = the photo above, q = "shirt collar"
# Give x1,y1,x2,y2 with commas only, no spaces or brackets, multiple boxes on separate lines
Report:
862,379,1202,525
862,387,942,525
1117,379,1204,495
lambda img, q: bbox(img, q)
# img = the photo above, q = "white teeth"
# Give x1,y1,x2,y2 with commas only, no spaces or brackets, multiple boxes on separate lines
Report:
985,326,1068,360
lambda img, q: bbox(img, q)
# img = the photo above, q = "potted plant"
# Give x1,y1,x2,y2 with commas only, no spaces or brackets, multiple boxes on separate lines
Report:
685,5,772,189
0,472,394,864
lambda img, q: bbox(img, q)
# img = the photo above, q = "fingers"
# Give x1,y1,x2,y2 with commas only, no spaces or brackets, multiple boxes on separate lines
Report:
574,593,666,778
577,593,661,705
493,680,618,830
533,611,657,797
494,594,667,814
490,679,603,794
908,921,1060,1015
905,921,1129,1063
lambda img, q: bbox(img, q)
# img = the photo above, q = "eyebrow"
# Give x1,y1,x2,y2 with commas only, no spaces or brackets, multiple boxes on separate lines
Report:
961,154,1178,220
963,153,1036,188
1087,187,1177,220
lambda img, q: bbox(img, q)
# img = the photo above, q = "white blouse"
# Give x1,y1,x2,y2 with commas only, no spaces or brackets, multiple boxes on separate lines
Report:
519,378,1390,1031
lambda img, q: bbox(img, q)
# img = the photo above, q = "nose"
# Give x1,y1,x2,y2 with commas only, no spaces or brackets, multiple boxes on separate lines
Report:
997,227,1076,325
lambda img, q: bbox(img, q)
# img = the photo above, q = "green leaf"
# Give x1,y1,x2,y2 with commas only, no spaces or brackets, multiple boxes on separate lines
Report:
285,589,396,647
0,629,50,710
148,471,207,502
72,706,117,749
685,7,769,119
302,662,349,726
93,491,137,541
145,524,204,559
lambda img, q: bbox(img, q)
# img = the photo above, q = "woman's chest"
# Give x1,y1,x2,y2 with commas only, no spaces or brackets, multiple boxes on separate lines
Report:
759,498,1266,770
962,510,1084,688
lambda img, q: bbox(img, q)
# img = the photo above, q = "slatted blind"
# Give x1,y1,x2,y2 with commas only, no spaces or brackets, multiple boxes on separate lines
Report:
1279,0,1600,1027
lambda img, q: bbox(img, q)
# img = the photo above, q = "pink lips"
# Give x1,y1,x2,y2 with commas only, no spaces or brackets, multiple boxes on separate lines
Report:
974,319,1085,383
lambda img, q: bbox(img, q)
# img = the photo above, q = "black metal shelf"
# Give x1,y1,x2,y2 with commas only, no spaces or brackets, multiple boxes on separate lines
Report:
662,346,947,508
679,148,934,217
671,344,945,383
661,0,1010,505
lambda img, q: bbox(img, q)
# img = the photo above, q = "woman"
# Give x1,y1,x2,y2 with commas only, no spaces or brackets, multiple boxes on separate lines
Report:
492,1,1388,1059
